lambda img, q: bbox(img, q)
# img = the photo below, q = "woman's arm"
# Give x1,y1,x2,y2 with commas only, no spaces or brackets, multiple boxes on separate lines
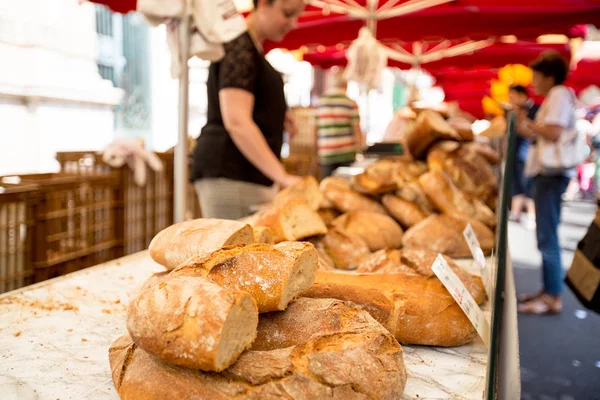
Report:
220,88,301,187
523,120,563,142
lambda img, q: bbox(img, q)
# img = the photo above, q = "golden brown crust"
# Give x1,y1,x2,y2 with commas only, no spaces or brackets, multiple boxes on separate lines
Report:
148,219,254,270
303,271,478,347
173,243,318,313
321,228,371,270
322,185,387,215
404,110,461,158
381,194,428,229
273,176,322,211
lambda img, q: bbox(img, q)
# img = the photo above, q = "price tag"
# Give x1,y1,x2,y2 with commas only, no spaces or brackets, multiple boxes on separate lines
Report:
432,254,490,347
463,223,490,297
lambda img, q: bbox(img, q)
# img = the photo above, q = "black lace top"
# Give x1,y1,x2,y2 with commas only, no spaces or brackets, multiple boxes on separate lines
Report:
192,32,287,187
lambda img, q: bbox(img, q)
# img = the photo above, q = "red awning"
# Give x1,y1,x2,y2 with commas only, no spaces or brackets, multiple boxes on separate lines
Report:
83,0,137,14
302,41,571,72
270,0,600,51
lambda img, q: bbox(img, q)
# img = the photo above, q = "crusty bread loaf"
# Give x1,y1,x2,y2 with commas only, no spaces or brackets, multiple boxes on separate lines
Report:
381,194,428,228
402,214,495,258
174,242,317,313
273,176,322,211
317,208,341,227
322,185,387,215
248,200,327,243
319,176,351,192
351,159,429,196
149,219,253,270
110,298,407,399
126,274,258,372
332,211,403,251
252,226,274,244
395,181,435,215
418,170,497,228
303,271,478,347
321,228,371,270
357,248,486,305
404,110,461,158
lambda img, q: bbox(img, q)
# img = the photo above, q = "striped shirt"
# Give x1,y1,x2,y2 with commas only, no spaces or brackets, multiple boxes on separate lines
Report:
315,89,359,165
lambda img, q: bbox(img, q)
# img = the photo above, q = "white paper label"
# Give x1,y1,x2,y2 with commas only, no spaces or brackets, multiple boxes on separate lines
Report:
463,223,491,297
432,254,490,347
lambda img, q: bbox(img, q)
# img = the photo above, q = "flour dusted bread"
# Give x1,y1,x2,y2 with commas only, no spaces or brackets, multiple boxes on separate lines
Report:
402,214,495,258
303,271,478,347
110,298,407,399
174,242,317,313
357,248,486,305
126,275,258,372
381,194,428,228
321,228,371,270
322,185,387,215
149,219,253,270
332,211,403,251
273,176,322,211
351,159,429,195
248,201,327,243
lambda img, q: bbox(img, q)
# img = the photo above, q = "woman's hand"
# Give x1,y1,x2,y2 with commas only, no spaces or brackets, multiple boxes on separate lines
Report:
284,111,299,139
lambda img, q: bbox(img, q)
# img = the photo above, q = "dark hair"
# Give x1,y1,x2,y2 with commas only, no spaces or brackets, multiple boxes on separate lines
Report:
253,0,275,8
509,85,529,96
529,51,569,85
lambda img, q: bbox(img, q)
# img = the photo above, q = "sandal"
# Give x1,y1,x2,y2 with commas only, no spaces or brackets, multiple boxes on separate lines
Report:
517,290,544,304
518,295,562,315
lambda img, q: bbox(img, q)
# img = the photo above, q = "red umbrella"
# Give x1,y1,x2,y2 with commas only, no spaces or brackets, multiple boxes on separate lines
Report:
270,0,600,51
81,0,137,14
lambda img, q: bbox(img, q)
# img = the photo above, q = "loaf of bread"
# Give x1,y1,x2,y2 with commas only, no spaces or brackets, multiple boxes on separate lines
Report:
149,219,253,270
418,170,497,228
248,200,327,243
447,117,475,141
395,181,436,215
303,271,478,347
252,227,274,244
322,185,387,215
381,194,428,228
332,211,403,251
273,176,322,211
404,110,461,158
110,298,407,399
317,208,341,227
357,248,486,305
126,274,258,371
174,242,317,313
319,176,351,192
321,227,371,270
351,159,400,195
402,214,495,258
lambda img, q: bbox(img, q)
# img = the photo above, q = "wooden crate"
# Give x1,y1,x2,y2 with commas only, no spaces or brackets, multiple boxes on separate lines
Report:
0,184,36,294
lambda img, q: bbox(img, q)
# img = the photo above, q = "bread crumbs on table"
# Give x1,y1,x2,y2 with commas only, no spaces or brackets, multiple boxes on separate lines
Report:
102,309,111,314
14,331,21,337
114,299,121,304
84,356,89,359
76,286,82,290
81,338,88,342
67,328,73,332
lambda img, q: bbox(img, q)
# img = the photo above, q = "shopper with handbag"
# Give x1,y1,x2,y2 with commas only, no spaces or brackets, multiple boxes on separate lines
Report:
517,51,588,314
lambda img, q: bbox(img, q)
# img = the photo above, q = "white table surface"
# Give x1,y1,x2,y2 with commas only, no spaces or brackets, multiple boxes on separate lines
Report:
0,251,509,400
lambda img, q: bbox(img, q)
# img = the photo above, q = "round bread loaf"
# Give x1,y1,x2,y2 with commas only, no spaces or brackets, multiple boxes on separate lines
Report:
110,298,407,400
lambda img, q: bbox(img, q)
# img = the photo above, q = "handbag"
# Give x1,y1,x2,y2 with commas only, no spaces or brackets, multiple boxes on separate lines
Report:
524,86,588,177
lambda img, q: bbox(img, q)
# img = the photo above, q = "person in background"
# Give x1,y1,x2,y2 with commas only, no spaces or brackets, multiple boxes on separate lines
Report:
314,68,362,179
517,52,576,314
191,0,305,220
508,85,539,228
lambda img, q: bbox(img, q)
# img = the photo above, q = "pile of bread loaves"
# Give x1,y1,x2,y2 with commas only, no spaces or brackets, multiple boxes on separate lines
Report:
108,111,497,399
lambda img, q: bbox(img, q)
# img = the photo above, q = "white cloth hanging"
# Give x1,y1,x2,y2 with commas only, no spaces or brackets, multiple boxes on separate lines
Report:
102,138,164,187
138,0,246,78
344,27,387,91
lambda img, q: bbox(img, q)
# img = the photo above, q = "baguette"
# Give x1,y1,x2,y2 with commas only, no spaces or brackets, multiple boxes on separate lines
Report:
249,200,327,243
402,214,495,258
273,176,322,211
303,271,478,347
357,248,486,305
332,211,404,251
126,275,258,371
149,219,253,270
110,298,407,399
174,242,318,313
321,228,371,270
